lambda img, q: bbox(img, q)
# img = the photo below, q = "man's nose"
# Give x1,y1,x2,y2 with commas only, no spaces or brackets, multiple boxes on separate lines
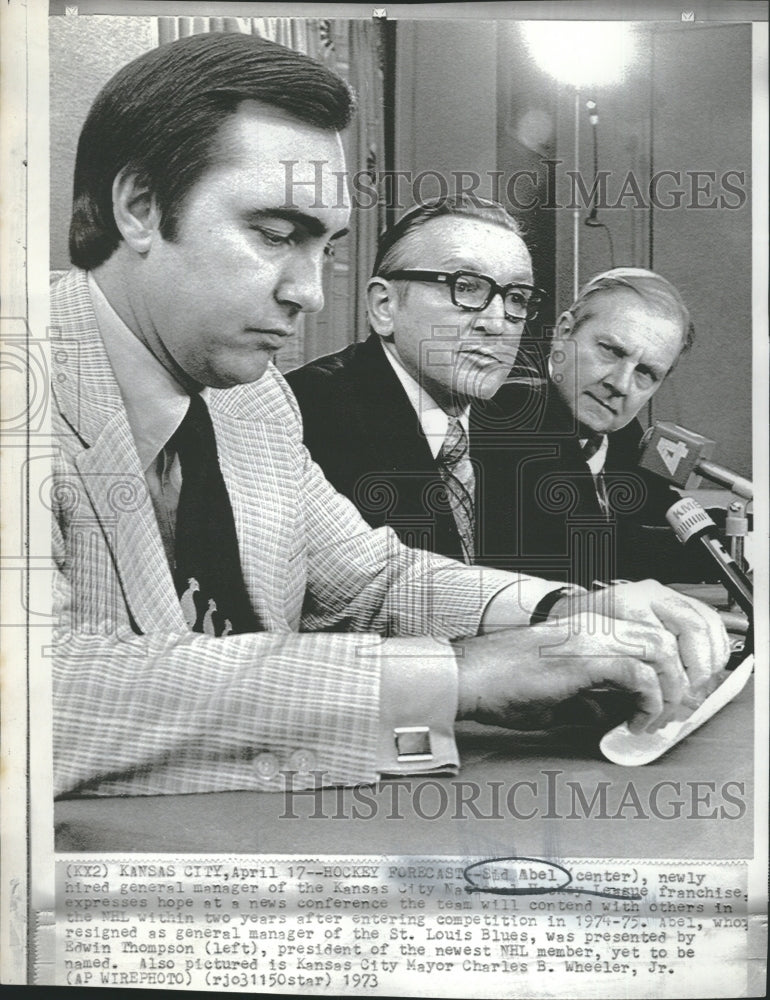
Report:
475,292,511,336
603,360,634,396
276,252,325,315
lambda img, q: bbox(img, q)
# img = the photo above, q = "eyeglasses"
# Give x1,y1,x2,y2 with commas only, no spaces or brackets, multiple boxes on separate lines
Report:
380,269,546,323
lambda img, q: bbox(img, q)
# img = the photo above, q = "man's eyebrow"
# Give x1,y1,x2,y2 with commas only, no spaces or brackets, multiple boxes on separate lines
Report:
595,334,664,380
596,332,628,353
248,208,348,241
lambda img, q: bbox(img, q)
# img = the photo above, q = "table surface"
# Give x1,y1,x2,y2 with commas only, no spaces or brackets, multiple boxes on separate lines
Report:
55,583,753,859
55,681,754,860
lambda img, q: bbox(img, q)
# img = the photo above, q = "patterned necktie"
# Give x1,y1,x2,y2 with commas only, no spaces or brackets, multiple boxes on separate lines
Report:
438,415,476,564
581,435,610,518
171,393,256,636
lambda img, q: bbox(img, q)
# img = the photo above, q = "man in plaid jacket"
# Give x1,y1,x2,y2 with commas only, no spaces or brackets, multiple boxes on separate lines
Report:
51,31,729,798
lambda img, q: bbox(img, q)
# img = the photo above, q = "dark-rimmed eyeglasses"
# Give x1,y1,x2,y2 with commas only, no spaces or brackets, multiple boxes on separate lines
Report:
380,269,546,323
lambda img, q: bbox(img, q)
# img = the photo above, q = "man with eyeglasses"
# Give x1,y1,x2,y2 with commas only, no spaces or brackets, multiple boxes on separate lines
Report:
287,196,545,565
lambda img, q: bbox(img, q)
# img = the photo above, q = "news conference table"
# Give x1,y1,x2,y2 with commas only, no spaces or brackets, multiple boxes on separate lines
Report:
55,586,754,860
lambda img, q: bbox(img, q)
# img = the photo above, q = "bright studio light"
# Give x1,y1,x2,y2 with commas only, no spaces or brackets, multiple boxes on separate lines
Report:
521,21,637,88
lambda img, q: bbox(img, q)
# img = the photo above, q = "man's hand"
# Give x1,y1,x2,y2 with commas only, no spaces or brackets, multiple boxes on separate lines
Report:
548,580,730,693
454,613,701,734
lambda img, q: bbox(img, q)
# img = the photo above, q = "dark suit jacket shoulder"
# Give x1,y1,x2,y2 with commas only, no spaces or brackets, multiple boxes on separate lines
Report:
287,335,467,559
482,378,711,584
284,340,371,501
288,344,710,584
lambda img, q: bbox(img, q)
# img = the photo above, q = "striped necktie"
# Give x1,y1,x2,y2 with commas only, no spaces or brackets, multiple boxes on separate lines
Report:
581,434,610,518
438,415,476,564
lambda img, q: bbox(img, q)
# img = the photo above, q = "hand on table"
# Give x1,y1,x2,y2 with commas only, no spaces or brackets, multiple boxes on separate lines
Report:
458,580,730,734
549,580,730,692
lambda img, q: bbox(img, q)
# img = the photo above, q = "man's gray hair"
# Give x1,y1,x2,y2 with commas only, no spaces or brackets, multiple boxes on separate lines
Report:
567,267,695,359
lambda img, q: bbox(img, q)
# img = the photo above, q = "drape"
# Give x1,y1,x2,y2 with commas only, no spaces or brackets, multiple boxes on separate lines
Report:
157,16,386,371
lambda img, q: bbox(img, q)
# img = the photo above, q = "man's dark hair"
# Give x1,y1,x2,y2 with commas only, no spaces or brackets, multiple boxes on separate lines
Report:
373,194,524,277
69,31,355,270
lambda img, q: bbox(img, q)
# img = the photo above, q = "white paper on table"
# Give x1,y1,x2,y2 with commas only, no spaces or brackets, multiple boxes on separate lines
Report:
600,654,754,765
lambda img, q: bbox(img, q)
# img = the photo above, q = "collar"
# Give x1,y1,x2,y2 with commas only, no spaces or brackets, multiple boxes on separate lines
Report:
579,434,609,475
381,340,470,459
88,273,201,471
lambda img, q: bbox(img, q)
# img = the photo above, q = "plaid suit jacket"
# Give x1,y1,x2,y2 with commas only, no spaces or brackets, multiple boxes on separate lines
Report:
51,270,525,797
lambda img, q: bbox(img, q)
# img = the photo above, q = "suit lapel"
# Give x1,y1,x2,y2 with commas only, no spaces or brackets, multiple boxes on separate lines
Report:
73,416,186,632
53,270,186,633
208,378,299,624
350,338,464,558
542,387,604,516
350,337,438,473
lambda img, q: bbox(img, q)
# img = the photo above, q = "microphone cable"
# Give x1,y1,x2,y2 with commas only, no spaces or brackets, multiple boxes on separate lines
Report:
584,99,616,268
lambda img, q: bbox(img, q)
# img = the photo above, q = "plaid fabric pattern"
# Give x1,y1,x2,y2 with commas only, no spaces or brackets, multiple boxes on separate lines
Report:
51,270,537,797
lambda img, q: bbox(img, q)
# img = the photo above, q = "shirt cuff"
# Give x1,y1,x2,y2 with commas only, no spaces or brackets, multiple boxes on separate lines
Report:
377,636,459,777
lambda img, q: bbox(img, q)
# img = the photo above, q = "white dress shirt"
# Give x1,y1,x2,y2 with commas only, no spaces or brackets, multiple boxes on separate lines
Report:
381,340,470,457
580,434,609,476
89,273,194,567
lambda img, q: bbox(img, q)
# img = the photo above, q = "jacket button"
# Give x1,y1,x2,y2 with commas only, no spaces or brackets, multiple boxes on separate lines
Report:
288,749,316,774
254,752,279,778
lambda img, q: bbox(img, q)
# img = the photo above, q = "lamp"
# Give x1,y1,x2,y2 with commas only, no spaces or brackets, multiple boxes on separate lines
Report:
521,22,638,298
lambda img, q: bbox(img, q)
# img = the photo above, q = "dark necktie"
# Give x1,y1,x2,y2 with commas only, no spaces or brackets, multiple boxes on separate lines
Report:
438,416,476,564
171,393,256,636
581,434,610,518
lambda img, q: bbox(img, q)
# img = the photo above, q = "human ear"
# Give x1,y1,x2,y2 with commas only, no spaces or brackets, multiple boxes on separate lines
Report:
552,309,575,343
366,276,399,338
111,169,161,254
548,311,576,379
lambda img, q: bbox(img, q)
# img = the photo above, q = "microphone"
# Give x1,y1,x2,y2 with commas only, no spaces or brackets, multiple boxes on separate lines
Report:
639,422,753,500
666,497,753,616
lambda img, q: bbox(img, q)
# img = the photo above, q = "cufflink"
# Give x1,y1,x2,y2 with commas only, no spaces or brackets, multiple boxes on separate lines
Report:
394,726,432,762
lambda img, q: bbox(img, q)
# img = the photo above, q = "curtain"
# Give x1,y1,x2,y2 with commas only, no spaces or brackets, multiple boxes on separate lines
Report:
157,16,386,371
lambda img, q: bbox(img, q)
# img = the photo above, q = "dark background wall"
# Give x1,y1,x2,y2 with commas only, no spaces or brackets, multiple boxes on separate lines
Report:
394,21,753,477
648,25,752,468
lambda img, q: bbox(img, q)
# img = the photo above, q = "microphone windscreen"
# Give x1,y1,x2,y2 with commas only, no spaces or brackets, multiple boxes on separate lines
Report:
638,421,715,487
665,497,717,545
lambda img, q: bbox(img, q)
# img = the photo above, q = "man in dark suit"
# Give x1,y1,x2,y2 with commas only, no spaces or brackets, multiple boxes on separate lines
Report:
498,267,712,587
287,195,544,566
